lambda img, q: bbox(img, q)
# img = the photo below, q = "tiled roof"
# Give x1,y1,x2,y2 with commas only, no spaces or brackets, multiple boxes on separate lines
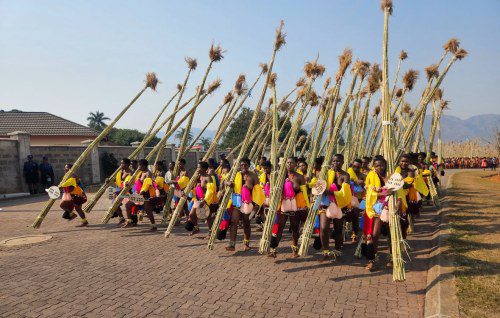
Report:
0,111,99,136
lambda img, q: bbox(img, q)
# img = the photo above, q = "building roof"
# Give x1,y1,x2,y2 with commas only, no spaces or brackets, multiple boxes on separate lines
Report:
0,110,99,137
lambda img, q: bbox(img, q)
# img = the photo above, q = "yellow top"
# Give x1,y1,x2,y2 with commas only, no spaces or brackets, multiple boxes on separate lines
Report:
299,184,310,208
177,175,189,190
259,172,268,186
347,167,358,181
140,177,156,197
115,171,123,188
365,171,381,219
234,172,243,194
333,182,352,209
155,176,169,192
308,176,318,189
203,183,217,205
61,177,84,196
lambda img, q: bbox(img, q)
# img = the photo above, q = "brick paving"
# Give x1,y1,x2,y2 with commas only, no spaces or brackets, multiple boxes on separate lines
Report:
0,193,439,318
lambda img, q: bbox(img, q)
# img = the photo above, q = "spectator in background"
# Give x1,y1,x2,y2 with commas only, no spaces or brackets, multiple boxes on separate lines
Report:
39,156,55,188
23,155,39,194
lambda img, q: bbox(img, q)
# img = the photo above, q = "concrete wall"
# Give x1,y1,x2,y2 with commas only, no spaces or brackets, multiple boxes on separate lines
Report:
0,133,221,194
30,146,93,186
0,139,21,193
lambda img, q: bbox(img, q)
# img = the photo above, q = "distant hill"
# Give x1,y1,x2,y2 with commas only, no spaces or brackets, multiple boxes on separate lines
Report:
423,114,500,142
159,114,500,144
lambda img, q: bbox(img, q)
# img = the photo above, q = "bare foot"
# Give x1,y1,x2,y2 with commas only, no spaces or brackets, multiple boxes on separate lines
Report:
149,226,157,232
225,246,235,252
76,222,88,227
121,222,134,228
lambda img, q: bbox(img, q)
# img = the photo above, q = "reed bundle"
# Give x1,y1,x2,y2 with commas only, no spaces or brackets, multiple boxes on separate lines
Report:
160,45,224,223
82,93,199,215
208,21,286,250
32,73,159,228
259,59,325,254
164,72,264,236
102,77,221,224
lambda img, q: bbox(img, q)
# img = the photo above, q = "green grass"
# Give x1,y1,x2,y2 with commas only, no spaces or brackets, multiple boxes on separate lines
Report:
446,171,500,318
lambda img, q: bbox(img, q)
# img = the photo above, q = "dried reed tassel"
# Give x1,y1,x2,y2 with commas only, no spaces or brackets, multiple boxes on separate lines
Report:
380,0,406,282
83,92,198,214
164,88,249,238
154,57,197,172
259,59,325,254
101,92,211,224
160,46,224,224
208,21,286,250
32,73,159,228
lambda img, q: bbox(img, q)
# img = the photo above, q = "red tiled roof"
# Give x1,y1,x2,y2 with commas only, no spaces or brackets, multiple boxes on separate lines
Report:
0,111,99,136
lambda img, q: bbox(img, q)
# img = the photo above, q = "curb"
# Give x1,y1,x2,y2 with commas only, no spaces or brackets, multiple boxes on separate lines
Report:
424,172,460,318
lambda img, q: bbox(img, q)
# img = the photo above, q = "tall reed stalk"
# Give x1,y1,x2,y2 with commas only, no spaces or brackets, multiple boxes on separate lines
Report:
32,73,159,228
208,21,286,250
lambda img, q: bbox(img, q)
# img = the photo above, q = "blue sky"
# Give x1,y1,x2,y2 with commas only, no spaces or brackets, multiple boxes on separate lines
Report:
1,0,499,133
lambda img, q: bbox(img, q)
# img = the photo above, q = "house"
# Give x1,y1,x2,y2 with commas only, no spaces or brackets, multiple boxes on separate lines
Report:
0,110,99,146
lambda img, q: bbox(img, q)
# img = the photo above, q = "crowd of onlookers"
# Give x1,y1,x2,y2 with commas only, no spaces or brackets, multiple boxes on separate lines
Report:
443,156,498,170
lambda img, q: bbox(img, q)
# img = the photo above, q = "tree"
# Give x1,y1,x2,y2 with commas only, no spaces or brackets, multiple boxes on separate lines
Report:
174,128,193,146
87,111,110,131
199,137,212,151
107,128,160,147
220,107,266,150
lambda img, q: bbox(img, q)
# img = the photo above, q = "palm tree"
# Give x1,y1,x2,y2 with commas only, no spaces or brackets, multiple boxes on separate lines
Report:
174,128,193,146
87,111,110,131
199,137,212,151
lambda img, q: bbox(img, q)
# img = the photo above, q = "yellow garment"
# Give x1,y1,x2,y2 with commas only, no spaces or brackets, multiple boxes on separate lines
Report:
115,171,123,188
61,177,77,188
414,174,429,196
333,182,352,209
234,172,242,195
255,165,264,174
204,183,216,205
297,184,310,208
347,167,358,181
225,172,243,209
397,187,408,213
259,172,268,186
177,176,189,190
308,176,318,189
252,184,265,206
365,171,381,219
327,170,335,188
155,176,169,192
61,177,84,196
124,175,133,184
140,177,156,197
216,166,222,177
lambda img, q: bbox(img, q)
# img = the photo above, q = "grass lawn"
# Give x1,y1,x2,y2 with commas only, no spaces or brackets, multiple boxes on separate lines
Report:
446,170,500,318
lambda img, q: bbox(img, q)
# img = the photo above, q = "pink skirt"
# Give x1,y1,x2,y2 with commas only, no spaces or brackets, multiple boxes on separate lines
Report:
326,202,343,219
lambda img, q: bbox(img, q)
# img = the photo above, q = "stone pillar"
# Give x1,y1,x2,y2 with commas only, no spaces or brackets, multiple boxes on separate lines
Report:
81,139,101,184
168,143,176,162
8,131,31,192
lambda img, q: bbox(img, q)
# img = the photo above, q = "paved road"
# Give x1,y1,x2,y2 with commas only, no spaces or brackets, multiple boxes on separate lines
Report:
0,173,460,318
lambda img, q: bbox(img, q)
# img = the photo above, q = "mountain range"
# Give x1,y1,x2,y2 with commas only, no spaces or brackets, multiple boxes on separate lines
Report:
160,114,500,144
